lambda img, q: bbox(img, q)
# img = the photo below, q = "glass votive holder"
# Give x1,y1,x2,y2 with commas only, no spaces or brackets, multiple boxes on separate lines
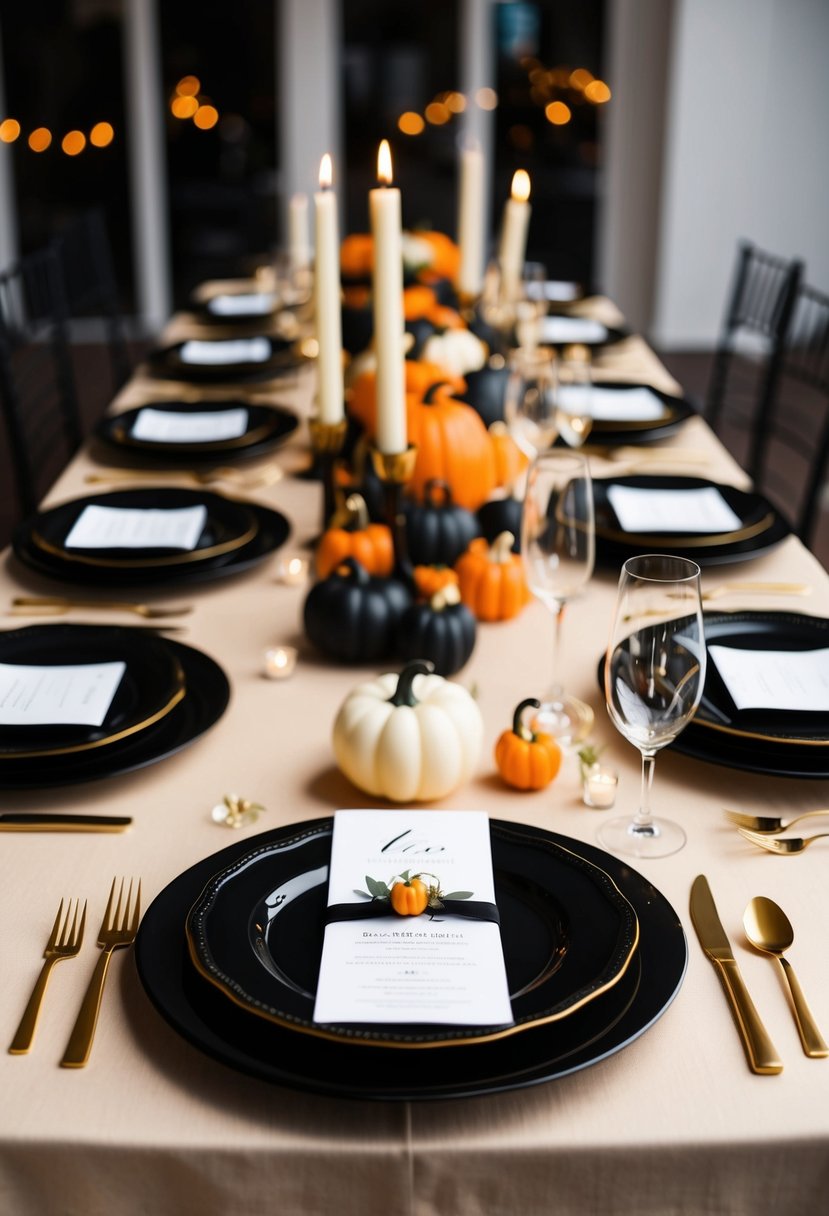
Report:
582,766,619,810
263,645,298,680
276,555,309,585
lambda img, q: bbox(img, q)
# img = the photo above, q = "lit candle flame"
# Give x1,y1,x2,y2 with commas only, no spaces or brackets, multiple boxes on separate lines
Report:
319,153,333,190
377,139,393,186
511,169,531,203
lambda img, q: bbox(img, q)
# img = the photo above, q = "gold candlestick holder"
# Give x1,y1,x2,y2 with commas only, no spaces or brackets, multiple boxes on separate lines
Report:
308,416,348,530
370,444,418,583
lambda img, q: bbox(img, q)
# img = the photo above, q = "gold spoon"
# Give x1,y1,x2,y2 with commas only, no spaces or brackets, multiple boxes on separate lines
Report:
743,896,828,1058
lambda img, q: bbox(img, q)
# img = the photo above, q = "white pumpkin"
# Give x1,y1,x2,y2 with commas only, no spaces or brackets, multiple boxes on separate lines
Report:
332,660,483,802
421,328,487,378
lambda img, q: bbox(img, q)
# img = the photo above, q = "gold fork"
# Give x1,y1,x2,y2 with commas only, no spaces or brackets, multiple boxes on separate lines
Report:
700,582,812,601
60,878,141,1069
8,898,87,1055
737,827,829,855
725,808,829,834
84,463,283,490
11,596,192,619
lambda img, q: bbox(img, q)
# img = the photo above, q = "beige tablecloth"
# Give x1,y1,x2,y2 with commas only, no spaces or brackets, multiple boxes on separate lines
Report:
1,310,828,1216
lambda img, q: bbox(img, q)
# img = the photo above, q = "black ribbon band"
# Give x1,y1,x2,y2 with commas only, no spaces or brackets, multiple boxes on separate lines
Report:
325,899,500,926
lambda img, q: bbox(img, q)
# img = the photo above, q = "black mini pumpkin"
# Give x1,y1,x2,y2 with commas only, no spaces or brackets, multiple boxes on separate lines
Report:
405,479,481,566
460,360,510,428
477,494,522,552
395,584,476,676
303,558,412,662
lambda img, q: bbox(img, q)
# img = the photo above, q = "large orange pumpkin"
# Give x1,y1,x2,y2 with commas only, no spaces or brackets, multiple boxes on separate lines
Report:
407,386,497,510
340,233,373,280
347,360,467,436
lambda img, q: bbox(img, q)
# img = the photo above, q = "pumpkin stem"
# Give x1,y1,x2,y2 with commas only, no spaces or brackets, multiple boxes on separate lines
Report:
343,492,369,531
430,583,461,612
333,556,371,584
389,659,435,707
513,697,541,742
491,531,516,563
423,478,453,507
422,382,451,405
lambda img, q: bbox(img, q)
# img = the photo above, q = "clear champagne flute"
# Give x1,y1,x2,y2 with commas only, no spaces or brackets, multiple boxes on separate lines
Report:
521,450,595,744
598,554,706,858
504,346,559,460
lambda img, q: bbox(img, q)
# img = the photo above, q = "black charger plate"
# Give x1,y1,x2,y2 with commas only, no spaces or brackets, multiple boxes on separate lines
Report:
95,400,299,463
570,381,697,446
539,316,627,349
13,489,290,587
594,475,791,567
0,629,230,788
0,624,184,759
186,822,639,1048
146,336,304,382
135,819,687,1101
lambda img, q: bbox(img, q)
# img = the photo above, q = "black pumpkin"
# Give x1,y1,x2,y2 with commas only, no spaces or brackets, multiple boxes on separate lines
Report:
341,302,373,356
405,479,481,566
303,558,412,662
460,360,510,428
405,317,438,359
395,585,476,676
477,494,522,552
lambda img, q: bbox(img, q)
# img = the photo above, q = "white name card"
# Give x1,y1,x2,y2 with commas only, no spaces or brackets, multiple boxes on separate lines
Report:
206,292,276,317
64,504,208,551
606,486,743,534
557,384,667,422
131,407,249,444
540,317,608,344
0,661,126,727
178,338,271,366
710,644,829,712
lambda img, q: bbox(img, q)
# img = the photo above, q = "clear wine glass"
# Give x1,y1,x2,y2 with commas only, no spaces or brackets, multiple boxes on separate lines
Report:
555,343,594,448
521,450,595,745
514,261,548,349
504,346,559,460
598,554,706,858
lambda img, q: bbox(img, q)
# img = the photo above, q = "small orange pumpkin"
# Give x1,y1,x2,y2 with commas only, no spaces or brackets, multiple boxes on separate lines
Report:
403,284,439,321
413,564,460,600
340,233,374,280
316,493,394,579
495,698,562,790
489,420,529,489
455,531,530,621
412,230,461,284
390,876,429,916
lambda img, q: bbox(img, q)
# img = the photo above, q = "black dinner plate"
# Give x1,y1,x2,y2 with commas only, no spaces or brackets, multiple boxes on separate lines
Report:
95,400,299,463
197,291,279,325
0,624,184,759
567,381,697,446
0,626,230,788
186,823,638,1048
593,475,791,567
145,336,304,382
135,819,687,1102
12,490,290,587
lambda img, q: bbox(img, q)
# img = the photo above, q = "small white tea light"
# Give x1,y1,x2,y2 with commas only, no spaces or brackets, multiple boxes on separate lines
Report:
583,768,619,810
263,645,298,680
276,555,309,585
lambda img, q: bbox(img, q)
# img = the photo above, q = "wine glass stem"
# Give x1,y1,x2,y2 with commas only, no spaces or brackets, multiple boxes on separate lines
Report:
635,751,657,831
548,600,564,700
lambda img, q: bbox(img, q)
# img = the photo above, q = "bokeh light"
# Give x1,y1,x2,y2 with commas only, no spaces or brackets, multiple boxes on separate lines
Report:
475,87,498,110
0,118,20,143
585,80,612,103
90,122,114,147
545,101,572,125
176,75,201,97
398,111,425,136
193,104,219,130
171,95,199,119
28,127,52,152
424,101,450,126
61,130,86,156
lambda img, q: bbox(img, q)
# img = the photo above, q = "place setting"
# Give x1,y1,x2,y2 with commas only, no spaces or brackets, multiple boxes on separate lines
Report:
136,807,688,1101
0,622,230,788
11,486,291,587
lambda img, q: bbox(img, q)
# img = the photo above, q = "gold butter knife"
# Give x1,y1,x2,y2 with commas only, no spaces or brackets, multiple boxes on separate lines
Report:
689,874,783,1075
0,814,132,832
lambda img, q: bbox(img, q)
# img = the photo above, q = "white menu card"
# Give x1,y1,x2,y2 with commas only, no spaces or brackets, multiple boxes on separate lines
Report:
131,407,249,444
540,316,608,344
178,338,271,365
556,383,667,422
313,809,513,1027
64,504,208,551
606,485,742,534
710,645,829,712
0,661,126,727
206,292,276,317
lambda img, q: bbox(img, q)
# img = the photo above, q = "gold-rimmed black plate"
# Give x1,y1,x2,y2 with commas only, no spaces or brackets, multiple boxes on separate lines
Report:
0,627,230,789
145,336,306,382
136,819,687,1101
568,381,696,445
95,400,299,463
594,476,791,567
186,820,639,1049
0,623,184,760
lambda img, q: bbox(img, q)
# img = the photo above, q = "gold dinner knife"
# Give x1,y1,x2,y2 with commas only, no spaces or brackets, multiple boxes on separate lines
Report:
689,874,783,1075
0,814,132,832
